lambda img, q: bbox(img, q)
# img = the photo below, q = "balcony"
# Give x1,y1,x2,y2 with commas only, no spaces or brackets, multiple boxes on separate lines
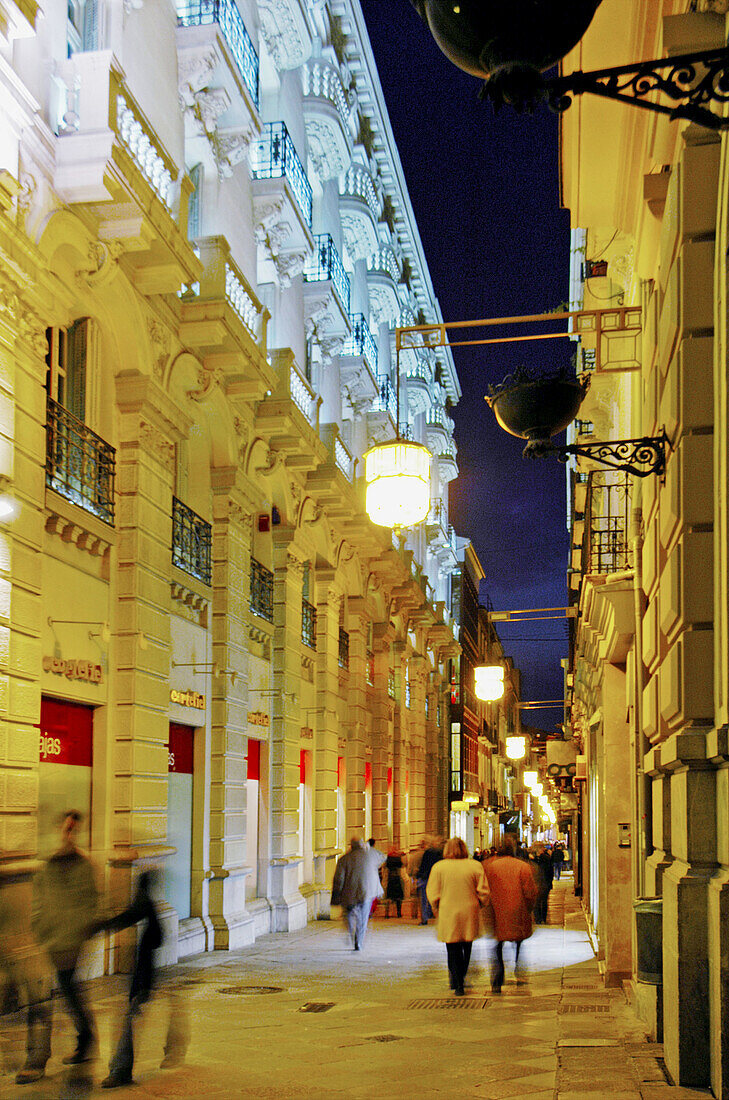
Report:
303,234,352,350
405,354,433,416
177,0,258,108
339,164,380,261
582,472,631,576
45,395,115,527
172,496,212,585
302,598,317,649
338,628,349,670
255,349,325,472
301,58,353,180
426,497,450,548
367,246,401,325
250,121,314,287
53,53,199,295
258,0,312,72
337,314,379,407
179,237,270,386
366,374,398,445
0,0,37,44
250,557,274,622
436,438,458,483
425,405,453,454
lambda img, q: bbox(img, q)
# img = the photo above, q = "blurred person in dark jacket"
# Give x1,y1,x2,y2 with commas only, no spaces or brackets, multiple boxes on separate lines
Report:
98,871,189,1089
331,837,375,950
16,811,98,1084
415,836,442,925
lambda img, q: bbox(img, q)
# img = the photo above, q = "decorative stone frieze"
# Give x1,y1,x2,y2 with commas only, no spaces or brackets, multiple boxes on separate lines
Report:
258,0,313,71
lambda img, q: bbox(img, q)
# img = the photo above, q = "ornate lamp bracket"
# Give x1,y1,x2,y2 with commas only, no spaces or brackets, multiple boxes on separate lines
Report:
527,432,671,479
483,48,729,131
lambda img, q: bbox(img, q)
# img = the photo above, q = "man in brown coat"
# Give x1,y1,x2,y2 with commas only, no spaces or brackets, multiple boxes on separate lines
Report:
484,836,538,993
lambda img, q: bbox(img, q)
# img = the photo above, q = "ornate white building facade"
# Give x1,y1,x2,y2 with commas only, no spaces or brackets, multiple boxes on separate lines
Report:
0,0,462,963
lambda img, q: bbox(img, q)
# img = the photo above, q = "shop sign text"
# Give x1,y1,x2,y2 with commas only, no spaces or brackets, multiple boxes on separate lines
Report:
170,688,206,709
247,711,269,727
43,656,103,684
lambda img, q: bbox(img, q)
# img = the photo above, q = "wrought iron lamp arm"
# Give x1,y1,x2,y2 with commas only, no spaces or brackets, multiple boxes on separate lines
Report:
527,433,670,479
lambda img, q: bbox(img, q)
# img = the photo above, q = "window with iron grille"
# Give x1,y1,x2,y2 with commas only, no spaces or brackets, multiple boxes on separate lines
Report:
387,670,396,699
425,694,430,719
250,556,273,621
574,419,594,436
302,598,316,649
45,394,116,526
366,652,375,686
405,666,411,708
338,628,349,669
584,472,631,575
172,496,212,585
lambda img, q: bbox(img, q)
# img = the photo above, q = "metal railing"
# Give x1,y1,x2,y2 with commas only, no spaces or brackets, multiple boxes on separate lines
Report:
338,628,349,669
340,164,379,217
341,313,377,373
45,395,116,526
176,0,259,108
367,651,375,686
250,122,312,227
250,557,273,621
172,496,212,585
302,60,349,128
387,670,396,699
372,375,396,421
302,598,317,649
583,471,631,575
304,234,350,314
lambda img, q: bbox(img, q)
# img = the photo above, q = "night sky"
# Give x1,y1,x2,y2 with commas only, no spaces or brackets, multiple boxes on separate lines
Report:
362,2,572,728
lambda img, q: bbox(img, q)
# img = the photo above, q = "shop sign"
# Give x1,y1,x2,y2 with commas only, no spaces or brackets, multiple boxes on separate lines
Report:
247,711,269,727
300,727,313,740
42,656,103,684
39,697,93,767
169,689,206,709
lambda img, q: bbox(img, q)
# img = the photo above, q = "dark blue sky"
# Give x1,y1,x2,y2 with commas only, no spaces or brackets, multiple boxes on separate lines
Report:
362,2,571,726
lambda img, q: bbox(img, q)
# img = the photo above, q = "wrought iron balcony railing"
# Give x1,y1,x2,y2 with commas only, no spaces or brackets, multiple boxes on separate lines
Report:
387,670,396,699
250,122,312,228
372,375,396,421
583,471,631,576
177,0,259,108
45,395,116,526
338,628,349,670
302,598,317,649
341,313,377,374
303,234,350,314
366,651,375,686
172,496,212,585
250,556,274,622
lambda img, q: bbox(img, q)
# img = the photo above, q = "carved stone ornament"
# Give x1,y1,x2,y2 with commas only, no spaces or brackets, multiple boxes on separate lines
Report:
138,420,175,471
191,88,231,135
186,364,224,402
178,45,219,105
303,294,336,340
147,318,171,382
75,240,124,289
258,0,312,71
318,334,345,362
305,118,350,182
286,552,307,576
213,126,255,180
16,173,37,228
273,249,308,289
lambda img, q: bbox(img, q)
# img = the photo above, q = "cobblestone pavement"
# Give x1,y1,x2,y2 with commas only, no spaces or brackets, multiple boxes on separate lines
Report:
0,879,712,1099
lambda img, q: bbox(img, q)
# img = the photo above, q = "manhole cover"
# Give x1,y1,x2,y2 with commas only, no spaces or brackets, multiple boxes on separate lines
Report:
367,1035,404,1043
407,998,489,1009
217,986,284,996
300,1002,335,1013
558,1004,610,1013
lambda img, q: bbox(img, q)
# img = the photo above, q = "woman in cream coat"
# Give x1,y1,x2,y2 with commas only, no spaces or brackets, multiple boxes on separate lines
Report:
426,837,489,995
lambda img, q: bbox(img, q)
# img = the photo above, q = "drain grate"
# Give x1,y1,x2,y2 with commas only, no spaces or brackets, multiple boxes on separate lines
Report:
366,1035,404,1043
300,1002,335,1013
217,985,284,996
407,998,489,1010
559,1004,610,1013
562,984,600,991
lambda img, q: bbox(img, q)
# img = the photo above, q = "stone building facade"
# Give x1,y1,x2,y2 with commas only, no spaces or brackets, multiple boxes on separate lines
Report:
562,3,729,1093
0,0,462,965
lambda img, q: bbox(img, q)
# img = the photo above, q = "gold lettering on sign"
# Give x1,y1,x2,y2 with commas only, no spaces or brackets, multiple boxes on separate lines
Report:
247,711,270,727
170,689,206,709
300,727,313,740
43,656,103,684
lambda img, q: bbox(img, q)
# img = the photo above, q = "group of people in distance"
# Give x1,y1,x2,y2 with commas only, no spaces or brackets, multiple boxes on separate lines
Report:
332,833,568,996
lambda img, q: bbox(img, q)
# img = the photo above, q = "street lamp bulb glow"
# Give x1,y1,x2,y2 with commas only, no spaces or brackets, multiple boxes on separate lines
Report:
523,770,538,789
474,664,505,701
505,735,527,760
364,441,431,528
0,495,18,522
532,782,543,797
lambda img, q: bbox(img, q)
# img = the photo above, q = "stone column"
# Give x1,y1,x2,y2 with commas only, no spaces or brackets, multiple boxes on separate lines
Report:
207,472,255,947
344,598,368,840
408,655,428,846
267,527,306,930
600,663,632,985
371,629,391,845
313,568,341,890
392,641,408,850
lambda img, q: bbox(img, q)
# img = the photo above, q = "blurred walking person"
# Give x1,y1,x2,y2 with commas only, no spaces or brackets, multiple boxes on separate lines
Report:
414,836,442,925
426,837,489,996
366,837,386,915
551,842,565,881
485,837,538,993
532,842,554,923
98,871,188,1088
331,838,376,950
384,847,407,918
16,811,99,1083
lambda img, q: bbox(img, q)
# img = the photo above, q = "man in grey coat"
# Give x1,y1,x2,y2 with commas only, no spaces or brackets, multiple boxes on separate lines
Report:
331,837,375,951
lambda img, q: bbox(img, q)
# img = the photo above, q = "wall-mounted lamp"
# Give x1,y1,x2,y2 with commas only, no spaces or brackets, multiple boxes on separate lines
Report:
474,665,505,702
48,617,111,643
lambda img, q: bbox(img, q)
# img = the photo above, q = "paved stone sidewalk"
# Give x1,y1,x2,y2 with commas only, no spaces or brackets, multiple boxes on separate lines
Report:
0,879,712,1099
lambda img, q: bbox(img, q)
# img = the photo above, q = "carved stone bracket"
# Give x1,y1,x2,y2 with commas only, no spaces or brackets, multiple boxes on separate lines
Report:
185,364,224,402
258,0,312,72
75,240,124,289
171,581,209,612
213,126,256,179
178,45,219,106
45,510,113,559
273,249,308,288
139,419,175,472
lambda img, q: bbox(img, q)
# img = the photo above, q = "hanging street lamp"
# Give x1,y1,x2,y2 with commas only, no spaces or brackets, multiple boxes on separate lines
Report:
474,664,505,702
505,734,528,760
364,438,432,528
409,0,729,131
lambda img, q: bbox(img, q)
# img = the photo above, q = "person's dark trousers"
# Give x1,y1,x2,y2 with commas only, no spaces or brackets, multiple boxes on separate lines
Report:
56,967,95,1056
445,941,472,993
417,882,432,924
108,994,142,1081
492,940,522,991
23,985,52,1070
554,865,561,880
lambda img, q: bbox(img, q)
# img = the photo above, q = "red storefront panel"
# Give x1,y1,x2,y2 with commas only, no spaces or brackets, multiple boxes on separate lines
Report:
39,697,93,766
247,738,260,781
168,723,194,774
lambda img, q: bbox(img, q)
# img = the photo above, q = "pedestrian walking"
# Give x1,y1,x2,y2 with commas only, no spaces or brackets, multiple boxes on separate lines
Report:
365,837,386,915
384,848,406,918
534,842,554,923
426,837,489,996
551,842,565,881
331,837,376,950
414,836,442,925
485,837,538,993
97,871,188,1089
15,811,99,1083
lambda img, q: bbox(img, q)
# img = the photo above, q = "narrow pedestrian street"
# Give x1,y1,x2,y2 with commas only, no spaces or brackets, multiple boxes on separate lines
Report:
0,881,711,1099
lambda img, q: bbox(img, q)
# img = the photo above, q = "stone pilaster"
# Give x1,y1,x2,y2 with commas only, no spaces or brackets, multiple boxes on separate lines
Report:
344,598,368,839
313,569,341,887
268,528,306,930
371,632,391,845
208,473,255,947
392,641,408,850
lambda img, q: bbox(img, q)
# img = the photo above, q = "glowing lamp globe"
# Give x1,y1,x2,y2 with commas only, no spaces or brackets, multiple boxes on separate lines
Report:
532,782,544,797
524,770,539,789
474,665,505,702
364,441,432,528
505,735,527,760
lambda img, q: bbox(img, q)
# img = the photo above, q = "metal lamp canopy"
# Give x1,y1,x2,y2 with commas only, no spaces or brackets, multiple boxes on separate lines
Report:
364,439,432,529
